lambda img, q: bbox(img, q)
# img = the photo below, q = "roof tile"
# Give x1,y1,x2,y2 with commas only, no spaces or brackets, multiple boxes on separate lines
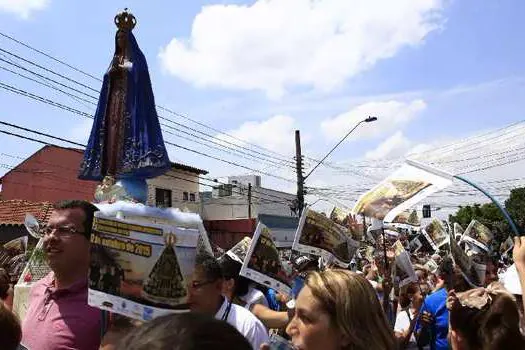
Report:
0,200,54,225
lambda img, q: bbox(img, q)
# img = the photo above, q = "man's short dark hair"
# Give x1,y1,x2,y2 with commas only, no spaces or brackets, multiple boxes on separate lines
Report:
117,312,251,350
437,256,454,280
53,200,98,239
195,254,223,281
218,255,250,297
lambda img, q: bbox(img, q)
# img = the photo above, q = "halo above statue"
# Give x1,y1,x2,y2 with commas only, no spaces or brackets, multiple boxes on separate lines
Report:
114,8,136,31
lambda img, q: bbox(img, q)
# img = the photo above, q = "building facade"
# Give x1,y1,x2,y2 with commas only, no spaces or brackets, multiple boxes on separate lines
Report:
0,145,207,213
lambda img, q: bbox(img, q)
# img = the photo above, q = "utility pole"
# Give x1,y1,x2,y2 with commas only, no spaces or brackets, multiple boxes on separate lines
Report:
248,183,252,219
295,130,305,216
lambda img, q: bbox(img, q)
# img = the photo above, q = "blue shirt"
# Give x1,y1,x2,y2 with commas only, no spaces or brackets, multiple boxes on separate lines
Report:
416,288,449,350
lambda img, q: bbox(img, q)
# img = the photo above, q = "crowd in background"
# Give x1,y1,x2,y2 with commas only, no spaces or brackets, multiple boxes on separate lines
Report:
1,199,525,350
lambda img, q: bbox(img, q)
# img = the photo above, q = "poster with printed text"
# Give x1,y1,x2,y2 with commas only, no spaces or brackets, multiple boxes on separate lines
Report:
240,223,292,295
226,237,252,263
88,212,203,321
293,209,359,267
352,163,452,222
393,240,418,287
461,220,494,252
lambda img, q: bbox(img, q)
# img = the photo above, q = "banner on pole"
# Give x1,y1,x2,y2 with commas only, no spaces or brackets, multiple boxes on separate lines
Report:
352,163,452,222
293,209,359,267
240,223,292,295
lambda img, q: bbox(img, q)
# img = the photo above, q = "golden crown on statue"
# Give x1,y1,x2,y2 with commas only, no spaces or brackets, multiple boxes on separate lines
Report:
114,8,136,31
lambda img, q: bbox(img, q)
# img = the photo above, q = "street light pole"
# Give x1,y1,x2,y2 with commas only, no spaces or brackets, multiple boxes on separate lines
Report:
303,116,377,180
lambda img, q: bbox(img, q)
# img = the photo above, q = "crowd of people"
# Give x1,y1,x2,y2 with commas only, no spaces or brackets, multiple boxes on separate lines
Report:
1,199,525,350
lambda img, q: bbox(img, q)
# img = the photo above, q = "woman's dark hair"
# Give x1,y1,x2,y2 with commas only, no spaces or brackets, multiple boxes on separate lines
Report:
0,301,21,350
0,268,10,300
218,255,250,297
116,312,252,350
450,293,525,350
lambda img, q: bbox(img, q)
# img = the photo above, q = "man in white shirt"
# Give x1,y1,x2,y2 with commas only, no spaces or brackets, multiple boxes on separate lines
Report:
188,255,269,349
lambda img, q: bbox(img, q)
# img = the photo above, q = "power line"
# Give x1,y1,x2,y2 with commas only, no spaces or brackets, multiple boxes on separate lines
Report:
0,81,93,118
0,128,296,204
0,36,295,166
0,31,102,82
0,84,296,183
0,58,295,169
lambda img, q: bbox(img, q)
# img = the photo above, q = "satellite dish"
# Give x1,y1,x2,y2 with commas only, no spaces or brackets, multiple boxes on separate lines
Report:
24,214,42,239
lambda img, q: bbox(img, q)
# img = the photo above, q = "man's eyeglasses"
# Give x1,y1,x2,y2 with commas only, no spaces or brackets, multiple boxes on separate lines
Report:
38,226,85,239
189,279,217,289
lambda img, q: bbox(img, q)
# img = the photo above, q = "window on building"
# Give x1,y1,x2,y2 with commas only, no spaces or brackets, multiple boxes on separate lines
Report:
155,188,172,208
183,191,189,201
189,193,196,202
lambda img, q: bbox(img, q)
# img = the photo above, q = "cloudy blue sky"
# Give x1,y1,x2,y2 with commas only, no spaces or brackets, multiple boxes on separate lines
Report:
0,0,524,211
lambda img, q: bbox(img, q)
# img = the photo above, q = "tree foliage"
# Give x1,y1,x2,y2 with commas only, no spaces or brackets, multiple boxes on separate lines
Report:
448,187,525,247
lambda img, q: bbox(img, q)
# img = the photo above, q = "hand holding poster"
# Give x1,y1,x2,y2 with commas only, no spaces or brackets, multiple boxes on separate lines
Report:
88,212,204,321
461,220,494,252
240,223,292,295
393,240,417,287
352,163,452,222
330,207,364,241
293,209,359,267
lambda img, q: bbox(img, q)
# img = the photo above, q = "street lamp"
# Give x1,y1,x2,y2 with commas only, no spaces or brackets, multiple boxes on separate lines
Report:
304,116,377,180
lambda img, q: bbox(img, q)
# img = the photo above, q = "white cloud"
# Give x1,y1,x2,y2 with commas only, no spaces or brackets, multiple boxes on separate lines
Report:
217,115,299,155
0,0,49,19
159,0,444,98
365,131,412,160
321,99,426,141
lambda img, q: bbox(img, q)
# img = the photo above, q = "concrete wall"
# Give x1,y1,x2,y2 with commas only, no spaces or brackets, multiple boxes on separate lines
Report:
146,169,201,213
202,186,296,220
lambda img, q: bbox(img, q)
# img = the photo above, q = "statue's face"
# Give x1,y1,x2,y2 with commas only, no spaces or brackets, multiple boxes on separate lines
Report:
116,30,127,50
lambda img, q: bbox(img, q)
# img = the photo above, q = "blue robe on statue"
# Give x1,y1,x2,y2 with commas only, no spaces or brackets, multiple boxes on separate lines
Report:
79,31,170,181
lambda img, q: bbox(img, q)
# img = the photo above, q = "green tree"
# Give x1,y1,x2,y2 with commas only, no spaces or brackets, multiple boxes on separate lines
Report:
448,186,525,248
505,188,525,234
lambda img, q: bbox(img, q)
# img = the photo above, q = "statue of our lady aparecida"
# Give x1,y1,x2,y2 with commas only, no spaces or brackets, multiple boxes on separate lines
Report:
79,9,170,203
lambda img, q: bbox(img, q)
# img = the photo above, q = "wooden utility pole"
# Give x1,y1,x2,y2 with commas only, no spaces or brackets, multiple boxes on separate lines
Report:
248,183,252,219
295,130,305,216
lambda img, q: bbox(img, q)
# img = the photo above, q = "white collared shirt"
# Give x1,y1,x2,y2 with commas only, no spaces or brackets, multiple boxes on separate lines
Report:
215,298,269,349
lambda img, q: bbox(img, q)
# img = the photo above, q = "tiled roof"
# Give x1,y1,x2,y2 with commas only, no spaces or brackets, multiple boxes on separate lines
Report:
0,200,53,225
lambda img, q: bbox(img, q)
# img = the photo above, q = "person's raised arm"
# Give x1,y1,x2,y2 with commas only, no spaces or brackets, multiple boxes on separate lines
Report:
513,236,525,317
250,303,290,329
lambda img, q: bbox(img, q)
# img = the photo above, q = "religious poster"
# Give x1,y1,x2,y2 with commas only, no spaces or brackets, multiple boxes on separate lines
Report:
392,210,421,227
293,209,359,267
88,212,202,321
226,237,252,263
450,231,484,287
329,206,364,241
352,163,452,222
500,236,514,256
240,223,292,295
408,236,423,253
453,223,464,241
461,220,494,252
424,259,439,273
393,240,417,287
421,220,448,251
